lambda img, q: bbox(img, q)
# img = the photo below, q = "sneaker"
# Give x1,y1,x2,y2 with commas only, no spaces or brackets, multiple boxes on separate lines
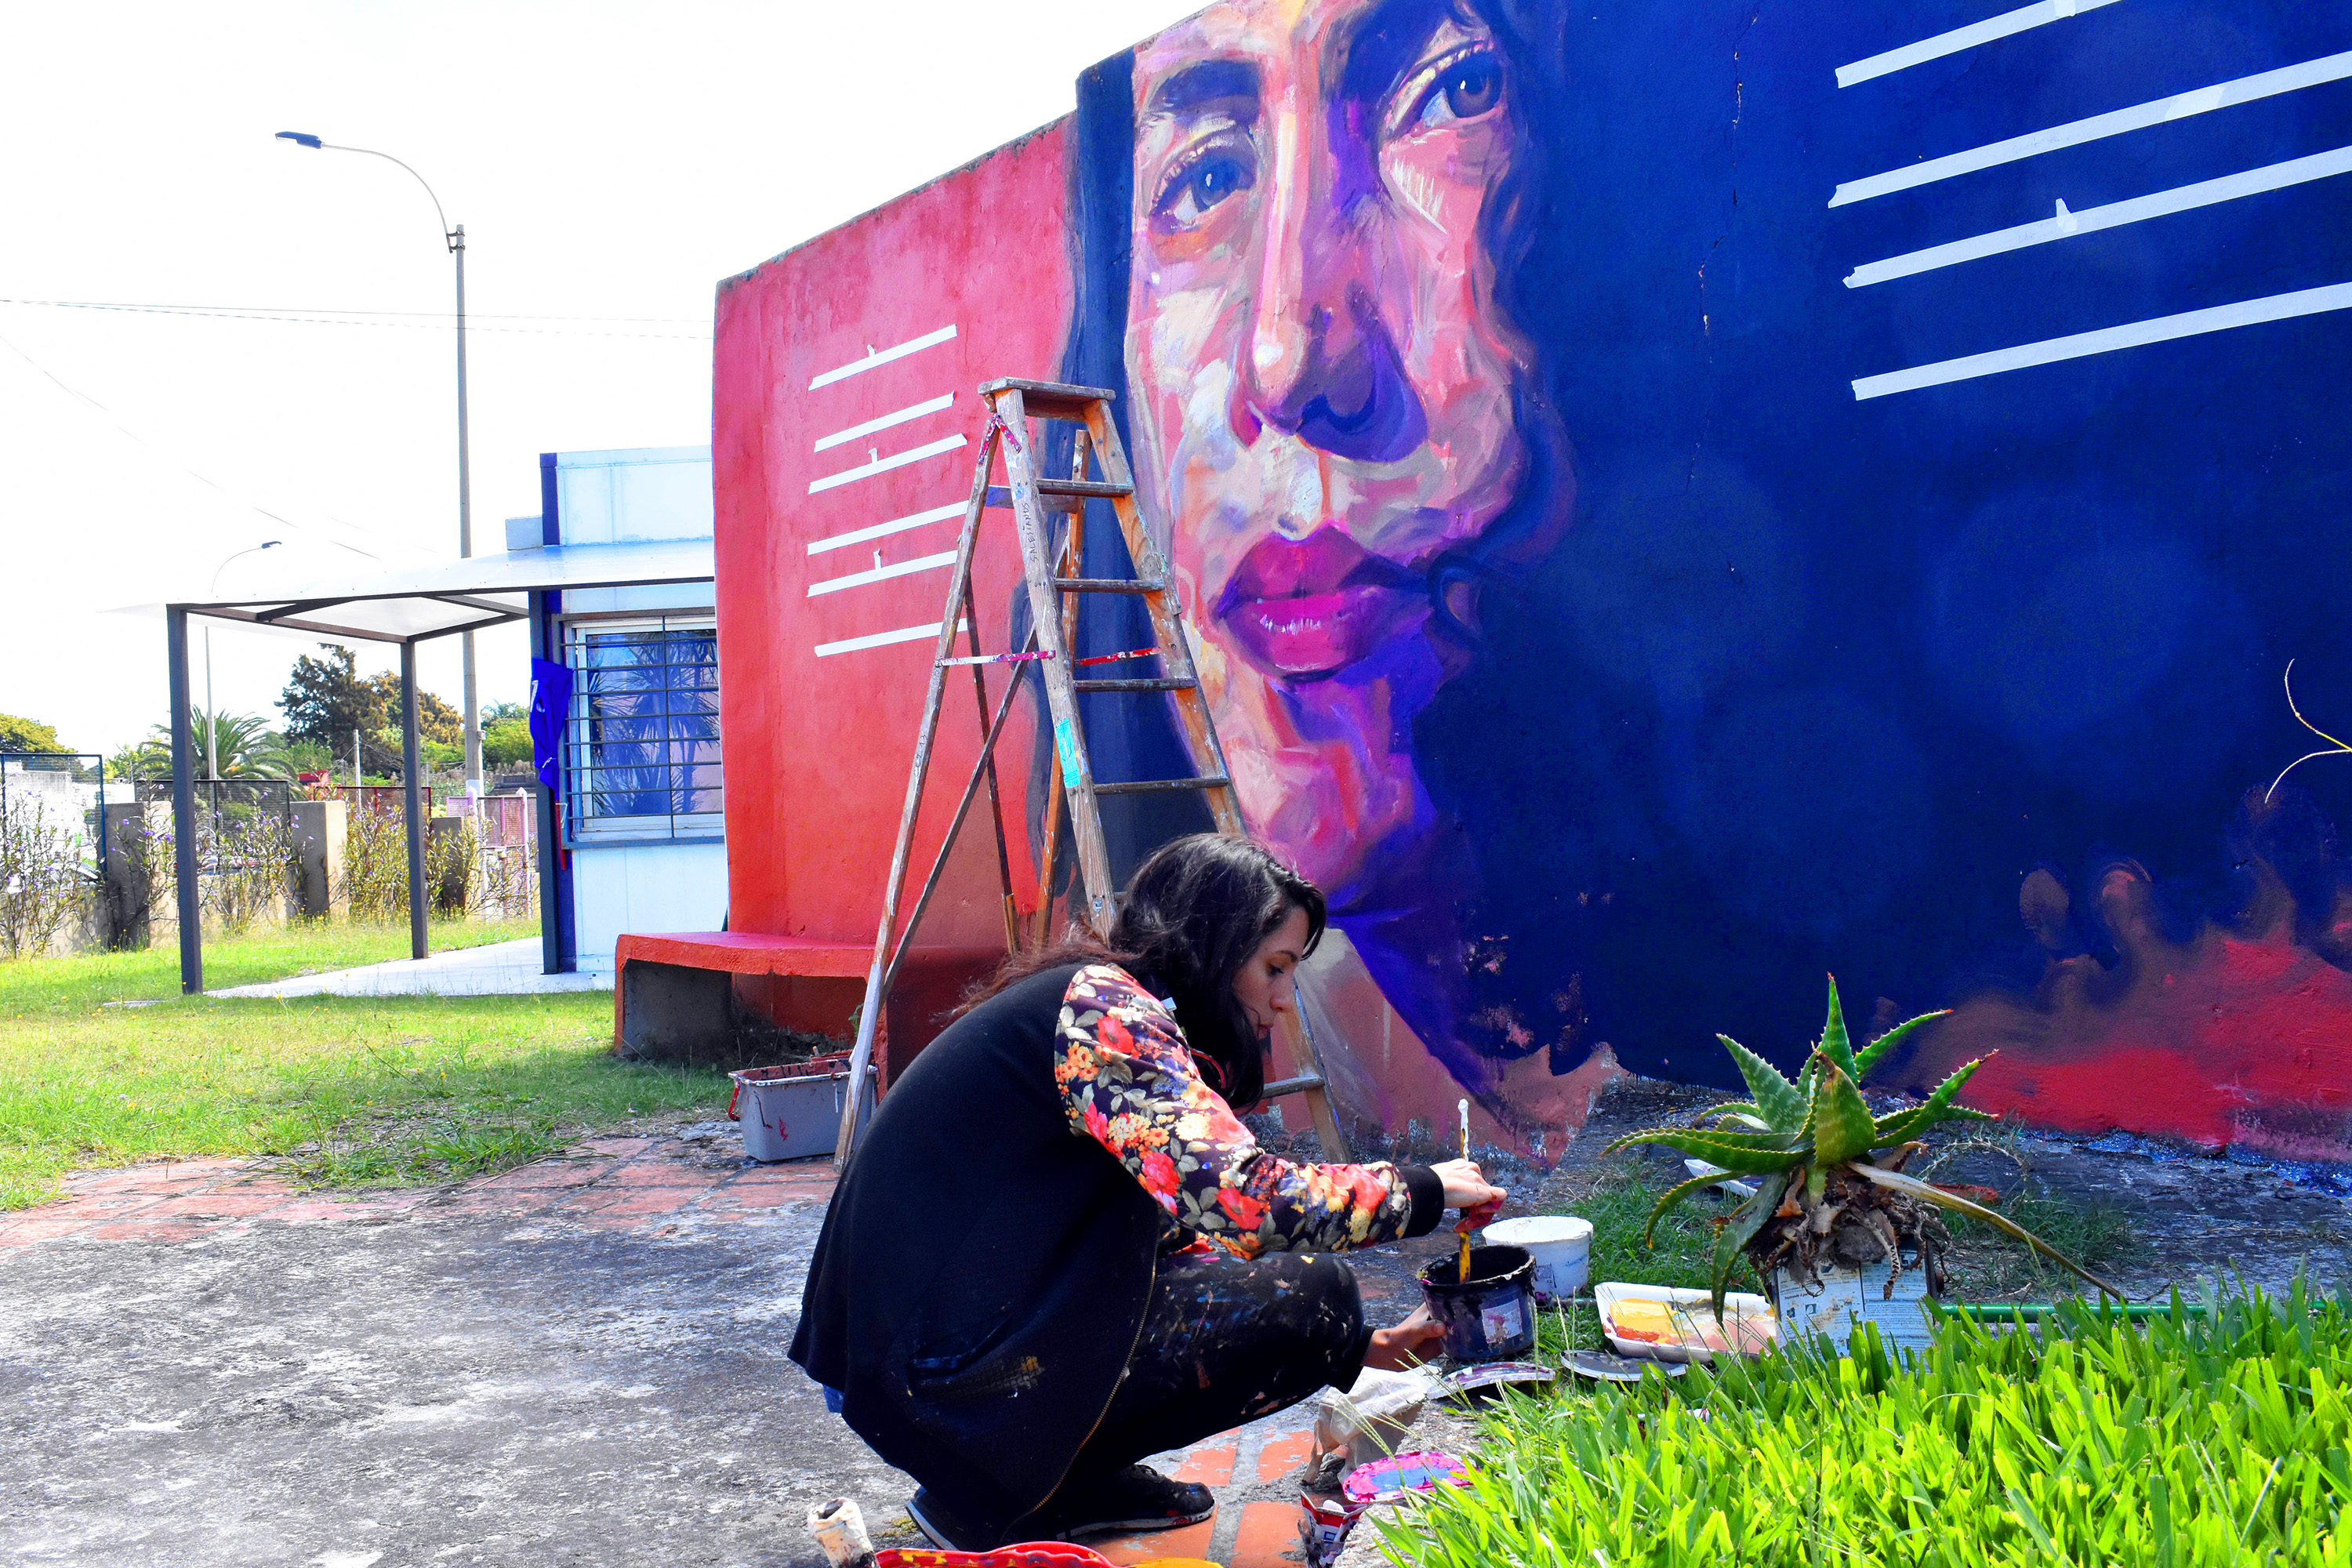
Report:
1041,1464,1217,1540
906,1487,996,1552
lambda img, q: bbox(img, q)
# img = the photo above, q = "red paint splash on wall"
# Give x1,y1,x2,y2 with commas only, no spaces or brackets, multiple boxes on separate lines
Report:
1896,800,2352,1161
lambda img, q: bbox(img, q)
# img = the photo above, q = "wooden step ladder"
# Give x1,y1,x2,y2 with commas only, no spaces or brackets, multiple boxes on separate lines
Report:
834,378,1348,1167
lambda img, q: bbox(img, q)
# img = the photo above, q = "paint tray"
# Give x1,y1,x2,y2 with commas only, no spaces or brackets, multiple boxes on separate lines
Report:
1593,1281,1780,1363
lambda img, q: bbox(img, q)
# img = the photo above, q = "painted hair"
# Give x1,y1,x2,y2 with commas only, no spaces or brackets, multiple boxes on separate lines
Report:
963,833,1326,1108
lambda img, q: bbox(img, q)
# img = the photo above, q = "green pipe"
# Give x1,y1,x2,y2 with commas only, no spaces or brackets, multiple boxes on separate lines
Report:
1938,1302,2206,1322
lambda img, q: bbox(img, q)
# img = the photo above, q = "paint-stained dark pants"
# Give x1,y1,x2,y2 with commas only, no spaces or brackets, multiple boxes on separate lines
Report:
1018,1248,1370,1526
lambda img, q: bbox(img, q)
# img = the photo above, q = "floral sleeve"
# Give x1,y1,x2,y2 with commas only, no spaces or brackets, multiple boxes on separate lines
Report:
1054,963,1420,1259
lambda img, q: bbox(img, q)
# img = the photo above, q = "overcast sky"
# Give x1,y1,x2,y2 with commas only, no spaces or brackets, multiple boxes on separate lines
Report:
0,0,1190,760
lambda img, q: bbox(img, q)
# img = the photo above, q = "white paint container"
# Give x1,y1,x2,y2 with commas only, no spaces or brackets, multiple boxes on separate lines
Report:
1482,1215,1594,1301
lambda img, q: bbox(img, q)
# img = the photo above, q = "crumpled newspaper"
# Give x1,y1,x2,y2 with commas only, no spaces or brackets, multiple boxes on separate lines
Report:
1305,1365,1440,1490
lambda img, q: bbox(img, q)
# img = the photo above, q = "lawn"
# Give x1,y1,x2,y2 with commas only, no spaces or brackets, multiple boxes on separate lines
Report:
0,920,729,1210
1399,1284,2352,1566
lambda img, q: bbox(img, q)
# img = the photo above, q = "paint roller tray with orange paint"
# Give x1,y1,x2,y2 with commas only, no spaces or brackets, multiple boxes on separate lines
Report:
1593,1281,1781,1363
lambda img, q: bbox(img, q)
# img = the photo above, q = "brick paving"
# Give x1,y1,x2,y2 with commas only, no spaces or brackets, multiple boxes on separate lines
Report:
0,1138,840,1260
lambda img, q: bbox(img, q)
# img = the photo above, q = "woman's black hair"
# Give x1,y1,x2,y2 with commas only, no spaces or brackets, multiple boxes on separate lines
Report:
1108,833,1326,1106
962,833,1326,1108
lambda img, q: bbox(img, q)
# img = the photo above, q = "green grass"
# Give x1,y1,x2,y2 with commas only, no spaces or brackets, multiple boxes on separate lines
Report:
0,915,538,1014
1943,1190,2143,1300
1391,1284,2352,1567
0,921,728,1210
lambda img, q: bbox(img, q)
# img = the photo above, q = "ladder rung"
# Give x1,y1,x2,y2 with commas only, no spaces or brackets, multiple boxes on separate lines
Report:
1035,477,1133,499
1055,577,1165,593
1073,677,1196,693
985,485,1080,514
1263,1073,1327,1098
1091,775,1231,796
979,377,1116,418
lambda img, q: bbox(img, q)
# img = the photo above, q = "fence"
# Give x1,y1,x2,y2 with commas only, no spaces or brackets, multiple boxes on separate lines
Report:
328,784,538,923
0,753,107,958
125,778,303,940
136,777,294,839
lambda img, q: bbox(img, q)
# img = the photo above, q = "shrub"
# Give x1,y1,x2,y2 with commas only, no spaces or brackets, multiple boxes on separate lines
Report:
124,805,299,938
0,793,90,958
342,798,412,923
1387,1283,2352,1566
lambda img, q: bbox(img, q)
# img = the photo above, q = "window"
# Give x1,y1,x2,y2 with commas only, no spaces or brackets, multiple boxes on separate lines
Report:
563,615,722,841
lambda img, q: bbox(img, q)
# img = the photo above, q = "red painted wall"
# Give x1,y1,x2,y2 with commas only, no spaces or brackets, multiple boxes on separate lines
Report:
712,124,1072,1048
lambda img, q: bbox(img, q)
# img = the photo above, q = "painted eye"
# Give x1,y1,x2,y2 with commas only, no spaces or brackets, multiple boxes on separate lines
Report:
1417,51,1502,128
1158,151,1257,226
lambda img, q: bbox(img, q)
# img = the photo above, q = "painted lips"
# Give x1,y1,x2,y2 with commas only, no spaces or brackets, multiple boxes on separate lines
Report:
1213,528,1426,680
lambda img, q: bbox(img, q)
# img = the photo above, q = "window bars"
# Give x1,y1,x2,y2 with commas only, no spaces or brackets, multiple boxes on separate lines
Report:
561,615,722,843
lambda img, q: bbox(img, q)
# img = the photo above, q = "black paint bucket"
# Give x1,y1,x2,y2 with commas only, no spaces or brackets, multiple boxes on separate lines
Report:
1418,1244,1537,1360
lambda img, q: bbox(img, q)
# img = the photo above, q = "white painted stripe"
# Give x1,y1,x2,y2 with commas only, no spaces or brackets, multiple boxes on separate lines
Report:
1852,281,2352,400
807,550,959,598
813,618,968,659
1846,145,2352,288
808,325,958,390
1830,51,2352,207
808,501,967,556
808,434,967,495
814,394,955,453
1837,0,2122,90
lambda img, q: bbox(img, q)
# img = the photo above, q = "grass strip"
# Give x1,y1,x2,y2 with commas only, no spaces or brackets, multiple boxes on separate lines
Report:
0,921,726,1209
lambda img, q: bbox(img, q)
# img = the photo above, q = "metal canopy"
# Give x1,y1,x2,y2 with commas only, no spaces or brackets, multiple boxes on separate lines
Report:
150,538,716,646
155,539,716,995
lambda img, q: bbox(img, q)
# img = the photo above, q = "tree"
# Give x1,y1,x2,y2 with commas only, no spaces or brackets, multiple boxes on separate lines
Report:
134,710,294,779
364,672,463,747
483,713,532,768
279,645,385,750
0,712,64,753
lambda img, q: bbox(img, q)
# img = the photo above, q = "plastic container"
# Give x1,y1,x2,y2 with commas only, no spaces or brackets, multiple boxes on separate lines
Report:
1481,1215,1592,1301
1299,1493,1368,1567
728,1053,861,1162
1418,1243,1537,1360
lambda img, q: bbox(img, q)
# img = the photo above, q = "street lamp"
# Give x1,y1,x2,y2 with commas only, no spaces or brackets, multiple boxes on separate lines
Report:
275,130,480,789
204,540,281,779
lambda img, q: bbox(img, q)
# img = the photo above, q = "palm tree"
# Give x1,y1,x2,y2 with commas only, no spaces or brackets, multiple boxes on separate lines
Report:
135,710,294,780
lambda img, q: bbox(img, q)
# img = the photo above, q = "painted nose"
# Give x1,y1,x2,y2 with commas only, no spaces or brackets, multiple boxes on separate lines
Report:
1239,116,1427,463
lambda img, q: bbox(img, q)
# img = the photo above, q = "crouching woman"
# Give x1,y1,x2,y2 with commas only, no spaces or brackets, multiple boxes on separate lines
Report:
789,833,1502,1550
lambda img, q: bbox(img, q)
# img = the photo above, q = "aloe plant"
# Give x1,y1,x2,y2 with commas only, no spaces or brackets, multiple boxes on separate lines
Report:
1607,978,2120,1314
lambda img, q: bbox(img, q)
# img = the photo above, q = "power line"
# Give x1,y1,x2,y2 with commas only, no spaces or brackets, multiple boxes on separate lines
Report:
0,327,392,562
0,297,713,339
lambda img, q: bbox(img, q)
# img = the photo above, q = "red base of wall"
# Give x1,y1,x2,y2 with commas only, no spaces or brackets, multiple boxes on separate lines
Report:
612,932,1006,1088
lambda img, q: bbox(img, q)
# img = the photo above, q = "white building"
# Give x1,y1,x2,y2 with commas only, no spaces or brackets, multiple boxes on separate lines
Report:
515,445,724,976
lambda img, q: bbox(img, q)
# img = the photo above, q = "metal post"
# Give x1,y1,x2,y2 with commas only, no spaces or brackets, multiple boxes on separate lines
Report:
202,626,218,781
401,642,428,960
455,223,480,791
167,609,203,993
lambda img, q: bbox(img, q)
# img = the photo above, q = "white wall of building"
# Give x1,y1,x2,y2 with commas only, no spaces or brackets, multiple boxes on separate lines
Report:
535,445,727,972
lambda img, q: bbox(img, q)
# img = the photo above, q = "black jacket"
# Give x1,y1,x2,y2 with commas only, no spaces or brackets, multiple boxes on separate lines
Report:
789,963,1439,1523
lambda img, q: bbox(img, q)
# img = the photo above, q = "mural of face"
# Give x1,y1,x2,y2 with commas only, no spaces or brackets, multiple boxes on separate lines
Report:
1123,0,1559,906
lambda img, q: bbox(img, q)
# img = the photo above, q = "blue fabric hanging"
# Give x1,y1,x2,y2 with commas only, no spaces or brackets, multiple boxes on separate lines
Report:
528,657,574,792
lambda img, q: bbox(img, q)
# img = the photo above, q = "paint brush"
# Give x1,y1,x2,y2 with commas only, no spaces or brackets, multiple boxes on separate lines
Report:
1456,1098,1474,1280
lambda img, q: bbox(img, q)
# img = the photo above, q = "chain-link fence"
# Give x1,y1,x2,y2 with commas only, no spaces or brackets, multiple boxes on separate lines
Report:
0,753,107,958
